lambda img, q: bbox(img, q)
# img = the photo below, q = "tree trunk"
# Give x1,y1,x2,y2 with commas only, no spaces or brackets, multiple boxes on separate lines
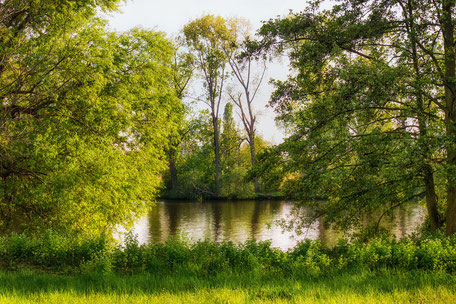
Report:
168,148,178,191
249,134,260,193
423,165,442,230
446,116,456,235
213,115,221,196
406,0,442,231
446,158,456,235
417,100,442,230
442,0,456,235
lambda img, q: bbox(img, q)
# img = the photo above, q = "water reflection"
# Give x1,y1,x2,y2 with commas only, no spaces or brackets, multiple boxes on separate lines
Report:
130,200,425,250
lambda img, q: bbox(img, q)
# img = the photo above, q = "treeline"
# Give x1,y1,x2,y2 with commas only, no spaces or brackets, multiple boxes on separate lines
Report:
4,0,456,240
160,15,280,200
160,103,280,200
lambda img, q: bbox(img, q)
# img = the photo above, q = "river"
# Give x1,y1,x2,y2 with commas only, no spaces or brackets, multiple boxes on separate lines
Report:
126,200,425,250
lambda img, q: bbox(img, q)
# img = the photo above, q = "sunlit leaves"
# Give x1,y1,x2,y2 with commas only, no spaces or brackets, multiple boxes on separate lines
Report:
0,1,180,236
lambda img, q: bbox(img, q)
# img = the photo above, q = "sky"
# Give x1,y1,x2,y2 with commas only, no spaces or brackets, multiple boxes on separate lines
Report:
106,0,311,143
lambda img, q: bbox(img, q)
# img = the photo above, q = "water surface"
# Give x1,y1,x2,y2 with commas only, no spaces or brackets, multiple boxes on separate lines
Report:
129,200,425,250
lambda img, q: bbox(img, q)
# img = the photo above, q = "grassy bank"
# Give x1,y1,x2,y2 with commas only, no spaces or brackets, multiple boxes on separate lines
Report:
2,232,456,275
0,232,455,302
0,269,454,303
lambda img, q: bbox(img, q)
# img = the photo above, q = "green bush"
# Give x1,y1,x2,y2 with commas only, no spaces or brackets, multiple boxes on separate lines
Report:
0,231,455,276
0,231,110,272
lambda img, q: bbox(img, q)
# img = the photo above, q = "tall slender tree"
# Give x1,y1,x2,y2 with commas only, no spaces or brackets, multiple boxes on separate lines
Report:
183,15,237,195
225,30,267,193
221,102,243,169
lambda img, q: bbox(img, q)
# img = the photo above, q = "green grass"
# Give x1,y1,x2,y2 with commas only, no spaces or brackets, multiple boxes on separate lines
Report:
1,233,455,302
0,269,454,303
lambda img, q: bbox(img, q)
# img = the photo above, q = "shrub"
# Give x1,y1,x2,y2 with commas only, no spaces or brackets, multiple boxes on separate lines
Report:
0,232,455,276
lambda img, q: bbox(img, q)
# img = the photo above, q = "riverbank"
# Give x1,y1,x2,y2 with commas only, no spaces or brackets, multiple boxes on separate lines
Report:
1,233,455,302
2,232,456,275
159,191,285,201
0,269,454,303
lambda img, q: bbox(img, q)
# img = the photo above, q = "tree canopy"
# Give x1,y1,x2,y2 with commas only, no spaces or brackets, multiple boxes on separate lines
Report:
254,0,456,235
0,0,181,235
4,0,454,240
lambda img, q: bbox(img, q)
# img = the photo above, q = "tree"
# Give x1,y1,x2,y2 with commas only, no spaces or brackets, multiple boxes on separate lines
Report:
255,0,456,235
166,39,194,192
220,102,243,169
163,110,217,199
219,102,254,197
0,1,180,235
225,21,267,194
183,15,237,195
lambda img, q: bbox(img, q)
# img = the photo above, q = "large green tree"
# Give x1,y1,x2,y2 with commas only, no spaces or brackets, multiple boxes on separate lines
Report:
0,1,180,235
225,23,267,194
256,0,456,235
183,15,238,195
166,39,194,192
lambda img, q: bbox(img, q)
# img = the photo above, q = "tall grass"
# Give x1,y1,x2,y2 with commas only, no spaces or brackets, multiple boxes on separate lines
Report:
0,269,454,303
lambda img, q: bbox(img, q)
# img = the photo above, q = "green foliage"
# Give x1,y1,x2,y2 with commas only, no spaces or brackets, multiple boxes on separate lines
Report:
161,111,216,199
1,232,456,276
221,166,254,199
183,15,237,67
251,146,286,192
0,231,110,273
162,105,273,199
253,0,456,234
0,1,181,235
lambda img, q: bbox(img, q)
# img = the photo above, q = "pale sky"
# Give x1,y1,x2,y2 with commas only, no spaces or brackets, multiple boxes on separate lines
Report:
106,0,312,143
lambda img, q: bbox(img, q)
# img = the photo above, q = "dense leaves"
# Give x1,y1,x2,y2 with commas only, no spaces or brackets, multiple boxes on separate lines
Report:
0,1,181,235
255,0,456,235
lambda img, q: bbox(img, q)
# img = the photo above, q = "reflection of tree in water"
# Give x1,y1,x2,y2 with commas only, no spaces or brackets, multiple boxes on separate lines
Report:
142,200,424,250
164,202,180,236
250,201,271,239
147,204,164,243
269,201,281,214
221,201,250,242
250,202,261,238
212,202,223,242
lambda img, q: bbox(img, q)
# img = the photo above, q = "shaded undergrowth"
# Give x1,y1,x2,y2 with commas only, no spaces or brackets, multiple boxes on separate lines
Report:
1,231,455,276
